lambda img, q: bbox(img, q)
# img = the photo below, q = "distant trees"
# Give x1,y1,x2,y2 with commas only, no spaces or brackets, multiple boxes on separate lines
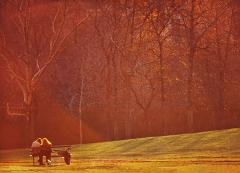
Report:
1,0,240,144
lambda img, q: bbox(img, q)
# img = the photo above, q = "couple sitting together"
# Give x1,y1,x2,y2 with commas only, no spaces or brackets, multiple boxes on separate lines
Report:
31,137,52,165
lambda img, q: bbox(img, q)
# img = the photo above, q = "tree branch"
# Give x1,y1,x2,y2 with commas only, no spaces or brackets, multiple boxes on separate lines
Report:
32,14,90,86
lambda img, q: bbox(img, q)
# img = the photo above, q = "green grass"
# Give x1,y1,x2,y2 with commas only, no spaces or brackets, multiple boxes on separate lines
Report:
1,128,240,172
74,128,240,159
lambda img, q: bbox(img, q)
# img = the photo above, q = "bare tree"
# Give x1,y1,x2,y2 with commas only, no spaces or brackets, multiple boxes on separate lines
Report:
172,0,231,131
0,0,89,143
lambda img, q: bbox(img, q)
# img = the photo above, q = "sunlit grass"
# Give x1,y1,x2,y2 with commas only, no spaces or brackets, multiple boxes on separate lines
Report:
1,128,240,172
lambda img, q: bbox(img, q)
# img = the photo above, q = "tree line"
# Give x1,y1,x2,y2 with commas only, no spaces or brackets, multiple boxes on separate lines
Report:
0,0,240,145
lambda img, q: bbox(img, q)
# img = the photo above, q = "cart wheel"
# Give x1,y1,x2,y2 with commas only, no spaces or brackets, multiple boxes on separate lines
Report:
64,153,71,165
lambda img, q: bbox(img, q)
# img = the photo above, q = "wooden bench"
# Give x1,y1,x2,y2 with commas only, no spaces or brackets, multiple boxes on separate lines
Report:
30,145,71,165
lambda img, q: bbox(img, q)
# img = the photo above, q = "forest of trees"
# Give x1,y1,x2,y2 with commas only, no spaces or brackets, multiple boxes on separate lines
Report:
0,0,240,148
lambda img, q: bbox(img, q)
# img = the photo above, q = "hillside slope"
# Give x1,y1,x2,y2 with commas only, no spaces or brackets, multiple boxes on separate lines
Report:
1,128,240,161
74,128,240,160
1,128,240,173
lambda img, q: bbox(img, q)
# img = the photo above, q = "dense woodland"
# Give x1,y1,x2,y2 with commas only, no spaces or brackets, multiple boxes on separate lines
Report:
0,0,240,149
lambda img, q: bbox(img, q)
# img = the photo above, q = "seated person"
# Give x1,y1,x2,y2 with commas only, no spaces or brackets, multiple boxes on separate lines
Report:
41,137,52,165
31,138,42,148
31,138,43,165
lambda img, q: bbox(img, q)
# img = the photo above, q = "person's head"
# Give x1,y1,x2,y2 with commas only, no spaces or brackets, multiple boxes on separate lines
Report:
42,137,52,146
36,138,42,144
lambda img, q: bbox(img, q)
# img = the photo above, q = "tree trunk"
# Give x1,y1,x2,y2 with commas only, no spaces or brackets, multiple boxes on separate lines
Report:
106,57,113,139
79,77,84,144
23,90,35,145
144,110,151,136
218,70,225,128
187,0,196,132
158,42,165,103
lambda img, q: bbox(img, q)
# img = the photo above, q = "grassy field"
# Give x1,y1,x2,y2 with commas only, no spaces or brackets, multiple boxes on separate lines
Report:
1,128,240,172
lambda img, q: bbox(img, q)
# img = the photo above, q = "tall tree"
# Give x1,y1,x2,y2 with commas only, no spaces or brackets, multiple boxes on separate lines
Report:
0,0,89,143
